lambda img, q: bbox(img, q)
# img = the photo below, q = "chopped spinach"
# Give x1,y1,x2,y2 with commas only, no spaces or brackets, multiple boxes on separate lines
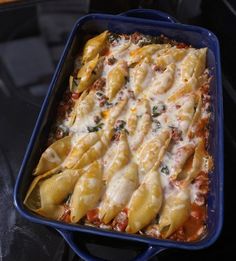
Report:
161,165,169,175
152,103,166,117
152,106,159,117
87,122,104,132
105,101,113,108
96,91,105,99
124,128,129,135
114,120,126,132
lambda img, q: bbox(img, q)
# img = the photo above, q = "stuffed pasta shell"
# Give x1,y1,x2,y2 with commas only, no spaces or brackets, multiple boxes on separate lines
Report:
99,162,138,224
104,131,130,181
106,60,128,101
128,99,152,150
138,130,171,174
70,161,104,223
34,136,72,176
150,63,176,94
158,188,191,238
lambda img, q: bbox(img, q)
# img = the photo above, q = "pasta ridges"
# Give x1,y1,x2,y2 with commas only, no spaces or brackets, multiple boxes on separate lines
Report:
62,132,100,169
106,60,128,101
157,188,191,238
126,168,163,233
138,130,171,174
99,162,138,224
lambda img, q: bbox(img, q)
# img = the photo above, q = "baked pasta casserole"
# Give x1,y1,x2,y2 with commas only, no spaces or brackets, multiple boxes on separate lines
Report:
24,31,213,242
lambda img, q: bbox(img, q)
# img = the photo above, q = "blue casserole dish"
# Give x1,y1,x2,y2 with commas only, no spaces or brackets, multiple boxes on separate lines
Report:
14,9,224,261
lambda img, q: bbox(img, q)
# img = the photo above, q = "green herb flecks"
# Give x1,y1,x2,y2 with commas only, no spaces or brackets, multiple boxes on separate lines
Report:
87,122,104,133
161,165,169,175
114,120,126,132
152,103,166,117
152,120,161,132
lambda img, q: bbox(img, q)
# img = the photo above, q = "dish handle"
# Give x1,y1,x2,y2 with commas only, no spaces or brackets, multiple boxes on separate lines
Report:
119,9,177,23
57,229,165,261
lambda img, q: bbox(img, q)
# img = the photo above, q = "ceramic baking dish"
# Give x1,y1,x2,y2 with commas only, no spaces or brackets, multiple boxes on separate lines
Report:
14,9,224,260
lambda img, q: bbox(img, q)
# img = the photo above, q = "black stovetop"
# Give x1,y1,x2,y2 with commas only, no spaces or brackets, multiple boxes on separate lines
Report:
0,0,235,260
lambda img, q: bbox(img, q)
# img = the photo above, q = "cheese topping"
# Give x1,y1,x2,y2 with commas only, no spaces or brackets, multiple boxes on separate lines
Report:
25,31,212,242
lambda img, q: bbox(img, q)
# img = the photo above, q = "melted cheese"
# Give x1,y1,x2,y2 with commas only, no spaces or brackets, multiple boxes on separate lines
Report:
61,33,210,206
28,32,211,240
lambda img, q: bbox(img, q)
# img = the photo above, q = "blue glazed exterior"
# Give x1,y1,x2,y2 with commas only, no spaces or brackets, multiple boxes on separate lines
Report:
14,9,223,260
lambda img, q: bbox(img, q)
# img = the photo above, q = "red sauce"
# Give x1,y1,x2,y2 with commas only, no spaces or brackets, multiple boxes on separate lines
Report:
176,42,189,49
71,92,80,99
112,208,128,232
86,208,100,223
59,205,71,223
183,203,207,241
101,47,110,56
195,118,209,137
